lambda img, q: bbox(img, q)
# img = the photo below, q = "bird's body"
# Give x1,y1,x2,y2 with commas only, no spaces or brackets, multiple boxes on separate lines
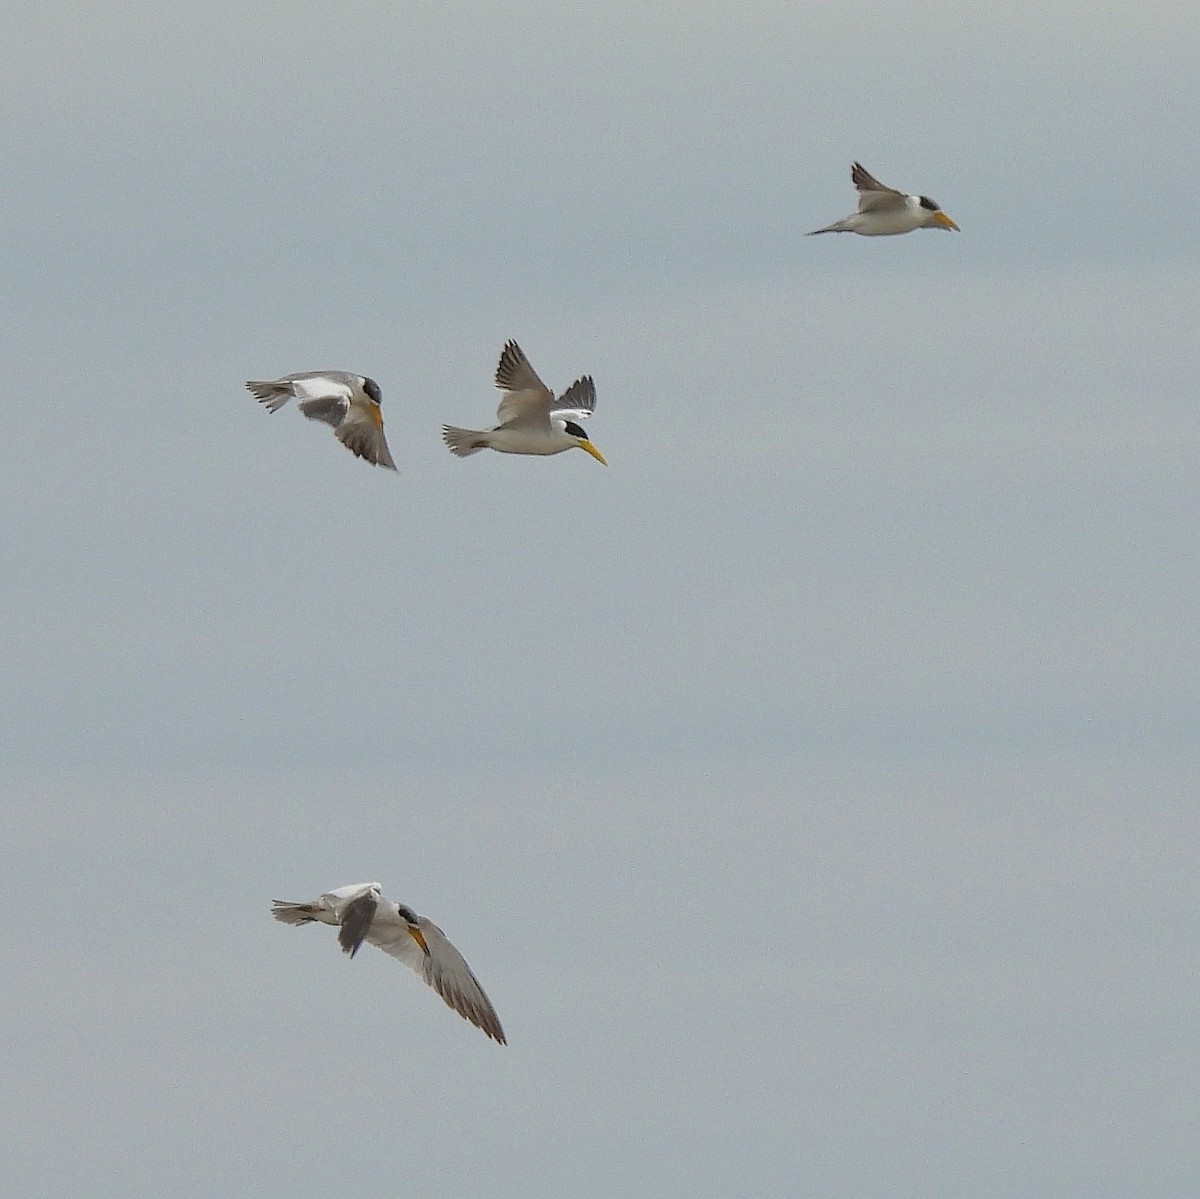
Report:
247,371,396,469
808,162,959,237
442,340,606,464
272,882,505,1043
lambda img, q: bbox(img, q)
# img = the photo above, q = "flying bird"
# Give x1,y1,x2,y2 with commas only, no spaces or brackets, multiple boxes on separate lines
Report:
442,340,607,464
272,882,505,1043
808,162,960,236
246,372,397,469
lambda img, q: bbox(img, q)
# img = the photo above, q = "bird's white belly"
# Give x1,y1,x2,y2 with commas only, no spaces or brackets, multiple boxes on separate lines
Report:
856,211,922,235
488,426,569,456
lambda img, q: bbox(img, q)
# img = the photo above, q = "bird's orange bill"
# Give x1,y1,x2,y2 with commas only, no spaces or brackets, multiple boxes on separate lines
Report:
407,926,430,955
578,441,608,465
934,211,960,231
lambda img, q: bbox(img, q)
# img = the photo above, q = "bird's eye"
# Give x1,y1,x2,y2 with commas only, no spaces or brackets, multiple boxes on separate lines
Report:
563,421,587,439
362,378,383,405
918,196,939,212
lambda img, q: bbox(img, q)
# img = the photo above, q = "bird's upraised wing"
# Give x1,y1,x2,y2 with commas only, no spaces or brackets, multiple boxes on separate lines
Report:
551,375,596,421
494,340,555,423
851,162,908,212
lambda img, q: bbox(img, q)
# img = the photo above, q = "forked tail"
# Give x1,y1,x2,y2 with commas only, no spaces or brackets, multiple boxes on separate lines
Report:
271,901,319,926
441,425,489,457
246,381,294,413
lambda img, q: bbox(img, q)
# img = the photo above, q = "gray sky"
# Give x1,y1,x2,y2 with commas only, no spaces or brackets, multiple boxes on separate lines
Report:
3,3,1198,1197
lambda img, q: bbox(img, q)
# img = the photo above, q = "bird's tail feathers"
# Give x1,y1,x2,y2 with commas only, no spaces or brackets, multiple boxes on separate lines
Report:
246,381,293,412
271,901,319,925
441,426,489,457
806,221,846,236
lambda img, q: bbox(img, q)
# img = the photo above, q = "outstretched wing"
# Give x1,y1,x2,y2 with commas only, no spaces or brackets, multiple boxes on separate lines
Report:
494,340,555,423
334,402,397,469
297,396,349,429
551,375,596,421
851,162,907,212
370,915,506,1044
336,892,379,957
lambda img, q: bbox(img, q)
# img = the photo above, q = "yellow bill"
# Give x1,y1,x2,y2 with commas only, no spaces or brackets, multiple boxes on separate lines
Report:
577,440,608,465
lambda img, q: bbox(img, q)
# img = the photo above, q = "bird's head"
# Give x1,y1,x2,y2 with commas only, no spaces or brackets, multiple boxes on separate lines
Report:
394,902,430,955
562,420,608,465
360,377,385,429
918,195,959,231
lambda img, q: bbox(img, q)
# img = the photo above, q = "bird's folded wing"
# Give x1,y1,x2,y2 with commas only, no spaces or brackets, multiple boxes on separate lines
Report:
551,376,596,419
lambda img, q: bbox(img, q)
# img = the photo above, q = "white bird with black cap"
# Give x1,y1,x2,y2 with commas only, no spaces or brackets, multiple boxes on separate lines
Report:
246,371,397,469
809,162,960,236
272,882,505,1044
442,340,607,464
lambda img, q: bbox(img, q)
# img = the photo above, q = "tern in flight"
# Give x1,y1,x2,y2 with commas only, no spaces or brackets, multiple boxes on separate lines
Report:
809,162,959,236
272,882,505,1043
247,372,397,469
442,340,606,464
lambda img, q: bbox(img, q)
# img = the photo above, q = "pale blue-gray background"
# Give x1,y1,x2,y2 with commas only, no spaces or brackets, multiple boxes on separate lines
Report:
2,4,1197,1196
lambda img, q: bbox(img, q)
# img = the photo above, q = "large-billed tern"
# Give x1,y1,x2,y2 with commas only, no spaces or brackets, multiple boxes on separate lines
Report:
247,372,397,469
442,340,606,464
272,882,505,1043
809,162,960,237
